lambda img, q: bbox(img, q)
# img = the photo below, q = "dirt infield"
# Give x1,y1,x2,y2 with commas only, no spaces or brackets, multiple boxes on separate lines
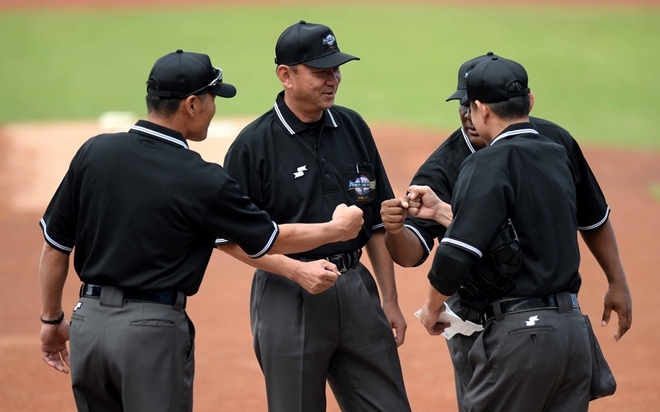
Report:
1,118,659,411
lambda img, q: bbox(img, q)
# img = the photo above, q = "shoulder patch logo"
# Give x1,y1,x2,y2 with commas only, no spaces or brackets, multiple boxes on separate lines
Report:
525,315,539,326
293,165,308,179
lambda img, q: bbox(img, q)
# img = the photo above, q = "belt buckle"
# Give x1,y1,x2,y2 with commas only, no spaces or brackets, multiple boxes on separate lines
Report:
327,254,348,273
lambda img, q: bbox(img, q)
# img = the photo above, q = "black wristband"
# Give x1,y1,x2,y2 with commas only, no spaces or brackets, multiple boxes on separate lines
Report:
40,312,64,325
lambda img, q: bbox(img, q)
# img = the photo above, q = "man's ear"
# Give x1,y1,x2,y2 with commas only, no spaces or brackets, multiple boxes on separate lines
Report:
183,95,199,116
474,100,489,124
277,65,293,89
528,91,535,112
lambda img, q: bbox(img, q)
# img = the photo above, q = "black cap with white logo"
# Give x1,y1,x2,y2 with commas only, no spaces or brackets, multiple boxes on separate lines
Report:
275,20,360,69
147,49,236,99
446,52,498,102
465,56,530,104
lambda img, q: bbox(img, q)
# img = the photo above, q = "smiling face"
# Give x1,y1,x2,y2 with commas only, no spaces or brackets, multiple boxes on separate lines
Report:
279,64,341,122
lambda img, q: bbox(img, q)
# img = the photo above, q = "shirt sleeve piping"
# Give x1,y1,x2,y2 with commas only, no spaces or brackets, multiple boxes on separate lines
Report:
578,207,611,231
404,223,431,256
247,221,279,258
440,237,482,258
39,218,73,253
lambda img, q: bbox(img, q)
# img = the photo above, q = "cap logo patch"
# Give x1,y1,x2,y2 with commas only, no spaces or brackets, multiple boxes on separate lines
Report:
465,70,471,79
322,34,336,46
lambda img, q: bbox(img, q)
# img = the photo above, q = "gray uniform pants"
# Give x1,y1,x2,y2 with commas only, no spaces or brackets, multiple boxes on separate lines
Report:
463,303,591,412
251,263,411,412
69,286,194,412
444,294,480,412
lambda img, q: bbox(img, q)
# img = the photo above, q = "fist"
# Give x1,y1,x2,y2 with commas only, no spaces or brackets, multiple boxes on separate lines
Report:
332,204,364,242
407,185,453,227
293,260,341,295
380,198,408,234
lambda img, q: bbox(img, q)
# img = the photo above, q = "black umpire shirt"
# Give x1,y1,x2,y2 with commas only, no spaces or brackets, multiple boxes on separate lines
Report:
406,116,609,266
40,120,280,296
428,122,582,297
222,91,394,258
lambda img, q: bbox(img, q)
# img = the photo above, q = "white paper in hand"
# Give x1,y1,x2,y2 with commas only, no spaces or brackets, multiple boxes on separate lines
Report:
414,302,484,340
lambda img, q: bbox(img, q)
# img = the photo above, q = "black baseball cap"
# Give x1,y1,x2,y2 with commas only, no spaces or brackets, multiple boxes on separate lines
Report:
274,20,360,69
446,52,498,102
465,56,530,103
146,49,236,99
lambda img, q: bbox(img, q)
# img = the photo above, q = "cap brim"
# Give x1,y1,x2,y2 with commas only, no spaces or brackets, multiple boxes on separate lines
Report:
209,82,237,98
304,52,360,69
460,95,470,105
446,89,467,102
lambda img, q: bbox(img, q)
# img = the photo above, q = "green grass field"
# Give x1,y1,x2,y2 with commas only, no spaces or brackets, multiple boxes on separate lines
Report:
1,3,659,148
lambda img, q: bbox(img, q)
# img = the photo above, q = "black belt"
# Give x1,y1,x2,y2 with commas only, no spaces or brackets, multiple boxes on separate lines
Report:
297,249,362,273
80,284,182,306
479,293,579,325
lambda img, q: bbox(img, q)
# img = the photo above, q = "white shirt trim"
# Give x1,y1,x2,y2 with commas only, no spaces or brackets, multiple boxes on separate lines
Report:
460,127,477,154
248,221,279,258
40,218,73,252
326,109,338,127
490,128,538,146
578,207,611,231
130,125,189,149
404,223,431,256
440,237,482,258
273,102,295,135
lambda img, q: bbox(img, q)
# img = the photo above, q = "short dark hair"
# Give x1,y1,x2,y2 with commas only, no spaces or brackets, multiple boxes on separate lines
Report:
145,78,183,116
486,81,530,120
145,94,183,117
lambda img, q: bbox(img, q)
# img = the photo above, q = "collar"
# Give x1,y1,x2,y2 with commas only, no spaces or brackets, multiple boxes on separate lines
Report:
460,127,477,154
490,122,538,146
273,91,339,136
129,120,189,150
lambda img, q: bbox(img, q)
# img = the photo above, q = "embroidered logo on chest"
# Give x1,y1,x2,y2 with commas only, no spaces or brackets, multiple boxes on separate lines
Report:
293,165,308,179
348,175,376,201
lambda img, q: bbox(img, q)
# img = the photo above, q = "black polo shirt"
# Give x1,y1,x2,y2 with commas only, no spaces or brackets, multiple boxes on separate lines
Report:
40,120,279,295
429,122,582,297
222,91,394,258
406,116,609,266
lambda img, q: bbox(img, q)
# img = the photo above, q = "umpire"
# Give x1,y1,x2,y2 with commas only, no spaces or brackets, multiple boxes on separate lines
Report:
220,21,411,412
381,53,632,410
413,56,600,411
38,49,363,412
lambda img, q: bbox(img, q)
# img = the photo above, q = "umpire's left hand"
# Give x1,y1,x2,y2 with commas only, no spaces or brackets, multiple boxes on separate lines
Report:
41,320,70,373
382,300,407,347
602,281,632,341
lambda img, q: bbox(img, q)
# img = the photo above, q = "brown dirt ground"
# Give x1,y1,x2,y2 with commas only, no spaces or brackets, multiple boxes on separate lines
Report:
1,119,659,412
1,0,659,411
